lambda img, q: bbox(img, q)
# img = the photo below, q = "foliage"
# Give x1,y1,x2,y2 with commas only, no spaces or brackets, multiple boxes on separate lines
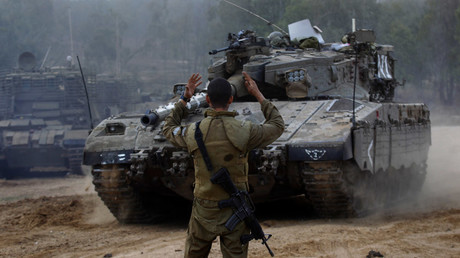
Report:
418,0,460,105
0,0,459,106
0,0,55,68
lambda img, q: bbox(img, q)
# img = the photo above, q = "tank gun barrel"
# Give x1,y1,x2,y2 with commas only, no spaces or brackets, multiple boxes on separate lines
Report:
141,92,208,127
140,112,160,126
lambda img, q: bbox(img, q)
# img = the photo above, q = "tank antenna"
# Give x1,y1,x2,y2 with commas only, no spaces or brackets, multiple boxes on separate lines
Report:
352,50,358,128
222,0,288,35
40,46,51,70
77,55,94,130
68,8,74,66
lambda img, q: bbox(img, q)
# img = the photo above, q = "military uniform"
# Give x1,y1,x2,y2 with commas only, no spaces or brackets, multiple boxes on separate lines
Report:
163,99,284,258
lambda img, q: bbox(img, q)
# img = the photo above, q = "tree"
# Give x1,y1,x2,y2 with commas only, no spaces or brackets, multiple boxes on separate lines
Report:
0,0,55,69
419,0,460,106
79,1,127,73
375,0,424,86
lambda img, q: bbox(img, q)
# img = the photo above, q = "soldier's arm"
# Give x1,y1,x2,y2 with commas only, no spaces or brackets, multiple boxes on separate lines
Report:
242,72,284,150
247,100,284,150
162,101,189,148
162,73,202,148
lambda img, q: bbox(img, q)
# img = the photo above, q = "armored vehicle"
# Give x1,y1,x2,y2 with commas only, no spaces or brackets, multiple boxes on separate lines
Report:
0,52,151,179
83,20,430,222
0,52,91,178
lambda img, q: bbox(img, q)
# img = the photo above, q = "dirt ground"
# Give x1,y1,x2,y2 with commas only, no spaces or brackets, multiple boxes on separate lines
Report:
0,126,459,258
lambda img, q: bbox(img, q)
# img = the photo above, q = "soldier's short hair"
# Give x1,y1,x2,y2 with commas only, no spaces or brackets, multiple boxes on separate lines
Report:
207,78,232,108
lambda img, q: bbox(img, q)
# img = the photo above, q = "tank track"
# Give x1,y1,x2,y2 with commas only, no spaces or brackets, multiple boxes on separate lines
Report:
0,159,7,178
301,162,427,218
67,147,84,174
301,163,355,217
91,164,154,223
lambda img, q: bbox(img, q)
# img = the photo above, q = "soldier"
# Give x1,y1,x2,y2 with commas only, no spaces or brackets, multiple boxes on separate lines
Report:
162,72,284,258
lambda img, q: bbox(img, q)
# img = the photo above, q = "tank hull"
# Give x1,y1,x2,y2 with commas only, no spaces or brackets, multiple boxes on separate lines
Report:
0,126,88,178
83,99,430,221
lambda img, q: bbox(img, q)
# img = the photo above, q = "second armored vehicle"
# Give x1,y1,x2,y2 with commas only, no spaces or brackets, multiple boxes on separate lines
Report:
0,51,150,178
0,52,90,178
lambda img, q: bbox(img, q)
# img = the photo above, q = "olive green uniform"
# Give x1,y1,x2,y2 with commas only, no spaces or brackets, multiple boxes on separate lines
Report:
163,99,284,258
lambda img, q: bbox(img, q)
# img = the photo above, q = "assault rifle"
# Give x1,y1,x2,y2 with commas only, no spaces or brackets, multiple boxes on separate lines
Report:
210,168,274,257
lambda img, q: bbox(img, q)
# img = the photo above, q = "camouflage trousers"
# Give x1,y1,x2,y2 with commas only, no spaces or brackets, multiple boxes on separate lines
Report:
184,198,250,258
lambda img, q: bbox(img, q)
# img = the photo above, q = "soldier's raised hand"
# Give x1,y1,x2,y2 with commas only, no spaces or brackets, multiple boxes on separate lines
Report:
243,71,265,103
184,73,202,99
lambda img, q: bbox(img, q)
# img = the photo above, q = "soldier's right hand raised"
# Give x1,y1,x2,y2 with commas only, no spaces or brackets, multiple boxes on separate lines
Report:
242,71,265,103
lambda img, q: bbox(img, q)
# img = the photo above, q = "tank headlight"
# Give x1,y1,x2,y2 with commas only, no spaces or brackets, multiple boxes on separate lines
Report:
173,83,187,97
104,123,126,135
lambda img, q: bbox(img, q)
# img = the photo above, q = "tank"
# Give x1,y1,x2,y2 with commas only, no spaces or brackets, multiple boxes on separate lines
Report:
0,52,92,178
83,20,431,222
0,52,152,179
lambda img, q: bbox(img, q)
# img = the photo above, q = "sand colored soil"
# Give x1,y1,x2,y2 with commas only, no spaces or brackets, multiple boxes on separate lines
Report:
0,126,459,258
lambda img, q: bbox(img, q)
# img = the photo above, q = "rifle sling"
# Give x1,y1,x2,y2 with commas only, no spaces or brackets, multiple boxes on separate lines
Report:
194,121,213,172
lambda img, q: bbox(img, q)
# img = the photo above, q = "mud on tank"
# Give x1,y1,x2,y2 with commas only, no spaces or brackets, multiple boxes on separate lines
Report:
83,19,430,223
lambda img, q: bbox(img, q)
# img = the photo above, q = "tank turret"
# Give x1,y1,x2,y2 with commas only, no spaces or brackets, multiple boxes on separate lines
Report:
208,24,398,103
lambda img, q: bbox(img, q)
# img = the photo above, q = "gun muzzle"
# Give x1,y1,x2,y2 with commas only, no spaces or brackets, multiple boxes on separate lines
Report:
140,112,159,126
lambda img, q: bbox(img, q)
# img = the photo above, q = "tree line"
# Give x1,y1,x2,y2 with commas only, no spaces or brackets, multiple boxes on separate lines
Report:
0,0,458,106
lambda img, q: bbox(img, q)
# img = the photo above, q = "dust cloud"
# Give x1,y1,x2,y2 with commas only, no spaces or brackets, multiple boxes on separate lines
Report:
0,175,92,204
421,125,460,210
83,194,116,225
80,166,116,225
384,124,460,217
